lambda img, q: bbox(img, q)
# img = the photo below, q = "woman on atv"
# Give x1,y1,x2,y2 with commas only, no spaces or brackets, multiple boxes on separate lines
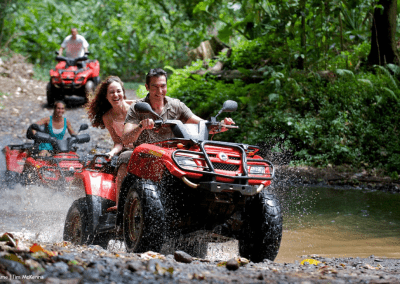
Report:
34,101,77,157
87,76,135,159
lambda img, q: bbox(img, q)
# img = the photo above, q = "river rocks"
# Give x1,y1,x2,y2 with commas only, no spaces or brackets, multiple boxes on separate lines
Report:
225,258,239,270
0,234,399,283
173,250,193,263
0,257,31,276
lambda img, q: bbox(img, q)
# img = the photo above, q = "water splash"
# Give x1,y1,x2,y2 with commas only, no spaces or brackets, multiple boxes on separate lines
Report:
0,182,84,243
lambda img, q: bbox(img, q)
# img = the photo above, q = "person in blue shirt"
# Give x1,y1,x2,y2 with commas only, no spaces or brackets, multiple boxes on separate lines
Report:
34,101,77,156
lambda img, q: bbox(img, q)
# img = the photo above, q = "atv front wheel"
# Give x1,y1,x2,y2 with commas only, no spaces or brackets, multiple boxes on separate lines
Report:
63,198,92,245
21,165,39,186
239,191,282,262
85,80,95,96
4,170,20,188
123,181,165,253
46,82,61,107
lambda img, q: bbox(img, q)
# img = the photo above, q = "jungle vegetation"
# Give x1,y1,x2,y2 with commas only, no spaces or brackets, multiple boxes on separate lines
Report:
0,0,399,177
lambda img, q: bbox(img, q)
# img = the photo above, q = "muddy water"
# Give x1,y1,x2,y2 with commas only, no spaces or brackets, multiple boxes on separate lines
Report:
275,186,400,263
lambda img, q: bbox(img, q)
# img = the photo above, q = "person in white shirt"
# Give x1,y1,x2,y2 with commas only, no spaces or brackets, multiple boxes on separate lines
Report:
59,28,89,58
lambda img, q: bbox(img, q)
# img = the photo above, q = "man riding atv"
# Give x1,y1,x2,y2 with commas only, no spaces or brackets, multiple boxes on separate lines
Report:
59,27,89,59
47,27,99,106
107,68,235,211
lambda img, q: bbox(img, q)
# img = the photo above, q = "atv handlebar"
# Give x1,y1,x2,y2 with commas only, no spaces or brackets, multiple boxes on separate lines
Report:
26,123,90,153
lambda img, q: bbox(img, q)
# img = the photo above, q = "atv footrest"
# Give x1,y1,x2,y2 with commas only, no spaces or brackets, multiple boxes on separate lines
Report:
199,181,257,196
96,212,117,233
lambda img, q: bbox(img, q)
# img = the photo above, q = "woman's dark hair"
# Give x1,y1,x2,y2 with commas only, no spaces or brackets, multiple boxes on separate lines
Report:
53,100,66,110
145,68,168,86
86,76,126,128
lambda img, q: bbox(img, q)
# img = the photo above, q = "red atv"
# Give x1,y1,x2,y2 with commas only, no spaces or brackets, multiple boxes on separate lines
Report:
47,52,100,106
3,123,90,188
63,100,282,262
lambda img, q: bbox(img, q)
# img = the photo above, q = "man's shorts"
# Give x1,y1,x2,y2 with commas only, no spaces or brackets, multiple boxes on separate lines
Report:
117,150,133,167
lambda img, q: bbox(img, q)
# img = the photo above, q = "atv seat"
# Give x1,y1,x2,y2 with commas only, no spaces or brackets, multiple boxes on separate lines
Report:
56,55,88,69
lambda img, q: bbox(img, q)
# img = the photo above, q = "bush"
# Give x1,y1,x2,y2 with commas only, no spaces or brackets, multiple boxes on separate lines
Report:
167,62,400,173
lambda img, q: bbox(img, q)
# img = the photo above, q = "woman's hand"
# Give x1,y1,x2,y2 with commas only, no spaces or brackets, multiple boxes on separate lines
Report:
105,151,114,160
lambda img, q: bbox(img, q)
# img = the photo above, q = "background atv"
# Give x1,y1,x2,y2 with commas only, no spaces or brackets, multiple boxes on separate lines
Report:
3,123,90,188
47,51,100,107
63,100,283,262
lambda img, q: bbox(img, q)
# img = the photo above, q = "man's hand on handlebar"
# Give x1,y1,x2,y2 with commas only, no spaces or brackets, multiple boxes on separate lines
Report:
209,117,237,134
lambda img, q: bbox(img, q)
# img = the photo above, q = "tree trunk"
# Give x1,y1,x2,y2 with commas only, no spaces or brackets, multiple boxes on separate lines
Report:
297,0,306,70
367,0,399,65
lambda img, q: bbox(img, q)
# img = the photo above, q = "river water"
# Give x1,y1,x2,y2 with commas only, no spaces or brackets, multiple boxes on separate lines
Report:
276,186,400,263
1,138,399,263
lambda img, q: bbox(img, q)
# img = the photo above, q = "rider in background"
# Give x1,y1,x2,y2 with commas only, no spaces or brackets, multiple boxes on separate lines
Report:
58,27,89,58
34,101,77,157
86,76,135,159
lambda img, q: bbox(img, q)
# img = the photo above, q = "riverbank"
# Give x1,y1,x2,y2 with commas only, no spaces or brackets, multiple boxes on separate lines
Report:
0,232,399,284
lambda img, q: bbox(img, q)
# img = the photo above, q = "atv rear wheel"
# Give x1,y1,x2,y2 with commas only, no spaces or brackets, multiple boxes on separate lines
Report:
63,198,92,245
123,181,165,253
239,191,282,262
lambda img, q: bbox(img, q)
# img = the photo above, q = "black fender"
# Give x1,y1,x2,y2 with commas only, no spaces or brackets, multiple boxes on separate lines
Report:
82,195,115,239
116,173,137,228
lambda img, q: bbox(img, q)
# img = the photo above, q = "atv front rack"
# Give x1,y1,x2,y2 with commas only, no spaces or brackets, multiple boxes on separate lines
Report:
170,139,275,182
36,156,82,180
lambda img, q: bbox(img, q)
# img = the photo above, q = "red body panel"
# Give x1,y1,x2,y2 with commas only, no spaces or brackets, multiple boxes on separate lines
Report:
22,152,84,184
127,142,272,187
75,170,116,201
50,60,100,88
3,146,28,173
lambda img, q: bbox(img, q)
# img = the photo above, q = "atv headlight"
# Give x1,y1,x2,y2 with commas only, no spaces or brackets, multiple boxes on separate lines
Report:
41,169,57,179
249,165,266,174
76,76,86,83
175,156,197,168
52,77,61,84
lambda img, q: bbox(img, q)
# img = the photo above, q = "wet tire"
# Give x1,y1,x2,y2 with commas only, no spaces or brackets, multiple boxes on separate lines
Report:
85,80,95,96
4,170,20,188
46,82,57,107
21,165,39,186
63,198,92,245
123,181,165,253
93,76,101,87
239,191,282,262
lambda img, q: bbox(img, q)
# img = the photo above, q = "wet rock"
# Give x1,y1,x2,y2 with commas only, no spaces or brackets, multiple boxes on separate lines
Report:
53,261,69,272
174,250,193,263
69,265,84,274
54,253,76,263
0,257,30,276
44,277,78,284
226,258,239,271
127,261,145,272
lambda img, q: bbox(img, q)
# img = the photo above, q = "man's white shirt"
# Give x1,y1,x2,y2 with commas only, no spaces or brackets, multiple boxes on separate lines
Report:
61,35,89,58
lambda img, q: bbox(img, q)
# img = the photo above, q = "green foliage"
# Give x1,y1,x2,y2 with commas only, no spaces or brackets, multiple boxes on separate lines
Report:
2,0,213,80
168,62,400,173
33,63,51,82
